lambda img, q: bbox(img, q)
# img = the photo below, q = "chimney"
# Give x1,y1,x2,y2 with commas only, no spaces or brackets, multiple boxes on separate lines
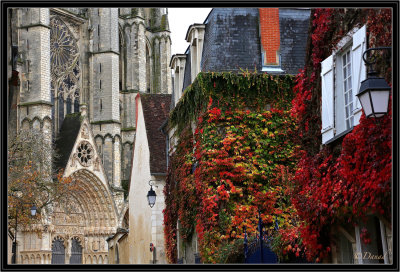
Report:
259,8,280,65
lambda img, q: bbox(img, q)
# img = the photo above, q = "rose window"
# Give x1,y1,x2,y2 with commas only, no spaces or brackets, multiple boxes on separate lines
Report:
77,141,93,167
50,16,79,81
50,15,81,130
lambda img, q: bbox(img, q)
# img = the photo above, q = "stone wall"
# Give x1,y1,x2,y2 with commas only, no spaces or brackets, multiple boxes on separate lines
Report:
8,7,172,264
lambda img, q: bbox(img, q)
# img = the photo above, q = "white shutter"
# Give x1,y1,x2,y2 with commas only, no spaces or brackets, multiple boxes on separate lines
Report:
352,25,367,125
321,54,335,144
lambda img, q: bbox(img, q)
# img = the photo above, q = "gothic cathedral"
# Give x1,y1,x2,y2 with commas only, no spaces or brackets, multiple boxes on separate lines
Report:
7,8,172,264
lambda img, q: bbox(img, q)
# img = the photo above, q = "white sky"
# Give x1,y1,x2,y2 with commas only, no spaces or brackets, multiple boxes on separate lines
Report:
168,8,213,56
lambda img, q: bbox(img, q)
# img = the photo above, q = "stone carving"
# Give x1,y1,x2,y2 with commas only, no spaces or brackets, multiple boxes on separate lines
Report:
85,237,89,250
88,25,94,52
94,157,100,171
53,211,84,226
70,152,77,167
54,225,84,236
92,239,99,251
76,141,93,167
81,125,89,139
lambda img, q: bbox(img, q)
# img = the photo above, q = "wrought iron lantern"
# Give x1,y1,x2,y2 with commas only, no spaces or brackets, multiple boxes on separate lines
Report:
30,205,37,216
357,47,391,118
147,180,157,208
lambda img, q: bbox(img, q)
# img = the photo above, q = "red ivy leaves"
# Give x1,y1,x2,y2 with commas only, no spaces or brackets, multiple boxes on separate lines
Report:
165,102,300,263
290,8,392,262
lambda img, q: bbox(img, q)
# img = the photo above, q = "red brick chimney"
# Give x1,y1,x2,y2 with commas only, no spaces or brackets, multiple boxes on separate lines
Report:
259,8,280,65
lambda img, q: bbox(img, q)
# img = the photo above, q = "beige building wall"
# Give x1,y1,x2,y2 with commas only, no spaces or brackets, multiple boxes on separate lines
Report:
108,233,129,264
129,96,153,264
118,235,130,263
128,96,166,264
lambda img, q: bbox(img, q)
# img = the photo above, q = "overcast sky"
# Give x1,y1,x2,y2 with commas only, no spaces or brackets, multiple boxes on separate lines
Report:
168,8,213,56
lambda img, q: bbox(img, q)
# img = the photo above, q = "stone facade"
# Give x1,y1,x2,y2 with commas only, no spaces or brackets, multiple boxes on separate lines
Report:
7,7,172,264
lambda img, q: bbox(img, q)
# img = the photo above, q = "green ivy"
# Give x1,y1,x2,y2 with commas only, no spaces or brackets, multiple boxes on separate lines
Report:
169,72,295,133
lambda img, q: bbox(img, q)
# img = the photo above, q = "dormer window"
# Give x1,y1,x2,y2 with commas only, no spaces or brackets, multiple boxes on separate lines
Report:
261,49,282,72
185,24,205,83
170,54,187,104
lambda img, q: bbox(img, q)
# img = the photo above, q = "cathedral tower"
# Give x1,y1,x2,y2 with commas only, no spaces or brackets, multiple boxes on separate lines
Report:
16,8,52,142
7,7,172,264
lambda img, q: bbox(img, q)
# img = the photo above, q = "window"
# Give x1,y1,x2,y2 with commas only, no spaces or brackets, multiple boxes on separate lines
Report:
66,97,72,114
336,216,391,264
261,49,283,73
186,25,205,83
320,25,366,144
342,49,354,129
51,238,65,264
69,238,82,264
339,234,355,263
77,141,93,167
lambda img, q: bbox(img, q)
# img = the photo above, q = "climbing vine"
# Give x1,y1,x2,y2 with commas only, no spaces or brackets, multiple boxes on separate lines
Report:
290,8,392,261
164,72,304,263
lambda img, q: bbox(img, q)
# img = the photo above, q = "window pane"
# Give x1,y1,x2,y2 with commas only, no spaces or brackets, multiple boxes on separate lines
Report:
348,77,352,92
342,48,354,130
348,62,351,76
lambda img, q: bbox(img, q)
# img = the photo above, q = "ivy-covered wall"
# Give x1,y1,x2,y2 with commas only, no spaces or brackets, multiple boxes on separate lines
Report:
289,8,392,261
164,72,303,263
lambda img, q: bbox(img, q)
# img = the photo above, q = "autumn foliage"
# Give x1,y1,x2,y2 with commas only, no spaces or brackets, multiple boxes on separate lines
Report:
8,130,80,231
164,8,392,264
290,8,392,261
164,72,303,263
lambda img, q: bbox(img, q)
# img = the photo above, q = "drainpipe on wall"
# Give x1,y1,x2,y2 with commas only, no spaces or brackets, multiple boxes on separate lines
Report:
159,118,169,170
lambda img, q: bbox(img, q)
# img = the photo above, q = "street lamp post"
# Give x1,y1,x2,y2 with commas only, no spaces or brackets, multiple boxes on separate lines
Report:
244,225,248,262
357,47,391,118
12,204,37,264
258,210,264,263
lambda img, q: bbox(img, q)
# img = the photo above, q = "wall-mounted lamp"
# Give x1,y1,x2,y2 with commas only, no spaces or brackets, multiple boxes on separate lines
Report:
30,205,37,217
357,47,391,118
147,180,157,208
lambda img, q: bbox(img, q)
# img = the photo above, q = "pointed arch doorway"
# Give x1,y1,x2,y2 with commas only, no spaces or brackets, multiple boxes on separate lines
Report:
70,237,82,264
51,238,65,264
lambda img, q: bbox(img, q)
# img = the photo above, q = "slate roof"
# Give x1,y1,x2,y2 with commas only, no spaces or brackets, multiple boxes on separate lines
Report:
140,94,171,175
201,8,262,72
200,8,310,75
54,113,82,171
279,8,311,74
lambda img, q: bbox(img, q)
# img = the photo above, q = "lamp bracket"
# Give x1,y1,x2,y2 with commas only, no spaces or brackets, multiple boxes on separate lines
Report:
362,47,391,75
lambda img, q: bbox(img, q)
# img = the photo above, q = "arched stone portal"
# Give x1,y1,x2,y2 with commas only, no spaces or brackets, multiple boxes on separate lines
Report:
50,169,117,264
